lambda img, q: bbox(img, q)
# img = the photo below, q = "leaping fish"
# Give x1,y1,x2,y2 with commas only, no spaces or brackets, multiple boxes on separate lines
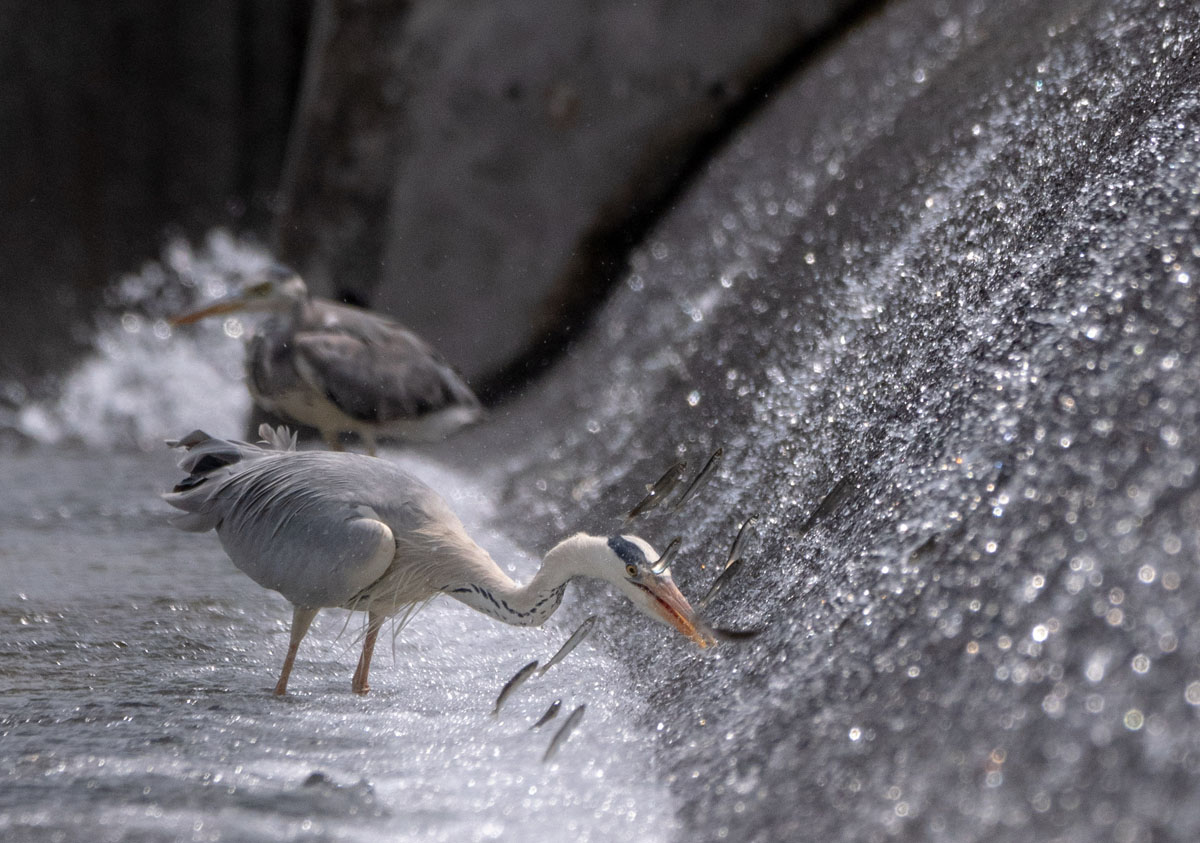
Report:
624,461,688,521
492,660,539,716
669,447,723,513
697,514,758,609
543,704,587,762
538,615,598,676
530,699,562,729
698,558,744,610
651,536,682,575
725,514,759,567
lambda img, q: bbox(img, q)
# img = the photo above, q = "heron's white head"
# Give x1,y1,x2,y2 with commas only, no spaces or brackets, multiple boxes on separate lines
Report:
169,264,308,326
552,533,714,648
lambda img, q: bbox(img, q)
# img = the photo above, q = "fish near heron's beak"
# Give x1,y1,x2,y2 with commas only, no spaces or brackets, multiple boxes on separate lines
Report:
168,294,252,326
637,573,717,648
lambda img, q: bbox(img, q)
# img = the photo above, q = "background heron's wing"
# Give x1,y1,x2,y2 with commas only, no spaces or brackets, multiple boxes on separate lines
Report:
292,326,478,423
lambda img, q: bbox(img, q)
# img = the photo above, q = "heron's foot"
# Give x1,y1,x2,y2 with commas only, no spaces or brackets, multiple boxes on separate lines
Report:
272,682,289,696
352,680,370,695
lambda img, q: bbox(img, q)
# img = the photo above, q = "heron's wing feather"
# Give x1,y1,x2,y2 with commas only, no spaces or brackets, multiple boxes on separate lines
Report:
164,440,484,609
291,325,478,423
210,458,412,607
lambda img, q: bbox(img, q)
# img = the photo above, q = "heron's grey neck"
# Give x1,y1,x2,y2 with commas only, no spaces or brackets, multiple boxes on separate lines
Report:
442,546,577,627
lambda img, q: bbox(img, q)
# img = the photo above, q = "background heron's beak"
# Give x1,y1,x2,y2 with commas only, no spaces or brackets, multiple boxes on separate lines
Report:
643,575,716,648
168,295,250,326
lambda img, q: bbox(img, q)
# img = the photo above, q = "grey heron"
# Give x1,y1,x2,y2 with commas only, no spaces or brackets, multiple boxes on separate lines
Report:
164,426,713,695
170,265,482,454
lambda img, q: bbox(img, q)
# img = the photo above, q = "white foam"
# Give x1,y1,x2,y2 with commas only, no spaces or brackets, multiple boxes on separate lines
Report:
17,231,268,449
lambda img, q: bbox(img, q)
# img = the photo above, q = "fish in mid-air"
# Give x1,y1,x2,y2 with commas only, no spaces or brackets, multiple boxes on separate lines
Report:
492,660,539,716
538,615,598,676
543,704,587,762
530,700,562,729
625,461,688,521
669,447,723,513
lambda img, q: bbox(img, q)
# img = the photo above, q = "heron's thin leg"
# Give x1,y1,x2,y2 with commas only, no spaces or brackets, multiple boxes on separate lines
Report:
361,432,378,458
274,606,318,696
351,611,385,695
321,430,345,452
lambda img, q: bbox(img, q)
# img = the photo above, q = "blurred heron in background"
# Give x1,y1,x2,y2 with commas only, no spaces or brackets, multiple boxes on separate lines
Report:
164,426,712,695
170,265,482,454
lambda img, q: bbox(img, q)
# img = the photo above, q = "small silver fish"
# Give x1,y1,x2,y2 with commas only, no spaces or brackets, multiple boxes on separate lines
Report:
669,447,723,513
625,461,688,521
725,513,759,567
530,699,562,729
542,704,586,762
492,659,539,716
698,558,743,610
651,536,682,575
538,615,598,676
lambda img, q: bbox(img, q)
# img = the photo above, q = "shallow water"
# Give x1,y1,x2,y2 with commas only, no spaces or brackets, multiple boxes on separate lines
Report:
0,242,684,841
0,446,682,843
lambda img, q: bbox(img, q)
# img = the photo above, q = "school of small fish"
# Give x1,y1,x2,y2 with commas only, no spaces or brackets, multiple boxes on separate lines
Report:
490,446,761,763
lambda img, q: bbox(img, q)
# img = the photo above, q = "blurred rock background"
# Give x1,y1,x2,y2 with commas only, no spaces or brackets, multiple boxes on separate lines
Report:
0,1,309,386
0,0,868,396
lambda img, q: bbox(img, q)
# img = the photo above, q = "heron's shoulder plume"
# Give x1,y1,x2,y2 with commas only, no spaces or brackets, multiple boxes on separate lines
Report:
256,423,298,452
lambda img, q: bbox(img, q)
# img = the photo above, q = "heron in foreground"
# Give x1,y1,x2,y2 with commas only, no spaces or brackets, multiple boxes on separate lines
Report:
164,426,713,695
170,265,482,454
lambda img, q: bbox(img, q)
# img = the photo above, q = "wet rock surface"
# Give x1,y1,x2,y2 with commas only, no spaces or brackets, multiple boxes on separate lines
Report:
437,0,1200,838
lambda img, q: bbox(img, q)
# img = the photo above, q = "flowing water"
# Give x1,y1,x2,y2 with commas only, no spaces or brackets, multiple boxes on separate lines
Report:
0,237,680,843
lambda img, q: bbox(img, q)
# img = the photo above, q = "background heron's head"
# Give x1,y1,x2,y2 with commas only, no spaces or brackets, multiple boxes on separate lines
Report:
554,533,714,648
169,264,308,325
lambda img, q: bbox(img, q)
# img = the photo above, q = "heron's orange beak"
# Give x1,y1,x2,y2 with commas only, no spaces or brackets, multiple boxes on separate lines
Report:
638,575,716,648
168,295,251,326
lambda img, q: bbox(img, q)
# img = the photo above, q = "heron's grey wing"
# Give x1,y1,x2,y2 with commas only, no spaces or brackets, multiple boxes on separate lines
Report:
291,327,479,423
207,458,401,608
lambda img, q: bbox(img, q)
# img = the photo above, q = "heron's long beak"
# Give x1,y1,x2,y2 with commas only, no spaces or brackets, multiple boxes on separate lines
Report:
169,294,252,326
639,575,716,648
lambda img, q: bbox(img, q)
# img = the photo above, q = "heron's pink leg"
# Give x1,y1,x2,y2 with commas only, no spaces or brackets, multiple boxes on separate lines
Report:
273,606,318,696
351,611,384,695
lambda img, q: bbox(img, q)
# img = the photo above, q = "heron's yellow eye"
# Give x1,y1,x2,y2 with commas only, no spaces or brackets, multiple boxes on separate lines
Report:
625,564,638,578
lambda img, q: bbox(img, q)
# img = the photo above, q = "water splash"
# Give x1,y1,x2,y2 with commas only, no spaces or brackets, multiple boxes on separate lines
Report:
15,231,270,450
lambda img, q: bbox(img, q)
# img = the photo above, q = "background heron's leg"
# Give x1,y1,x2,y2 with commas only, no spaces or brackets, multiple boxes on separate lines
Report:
321,430,345,451
361,431,378,457
351,611,384,694
273,606,318,696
